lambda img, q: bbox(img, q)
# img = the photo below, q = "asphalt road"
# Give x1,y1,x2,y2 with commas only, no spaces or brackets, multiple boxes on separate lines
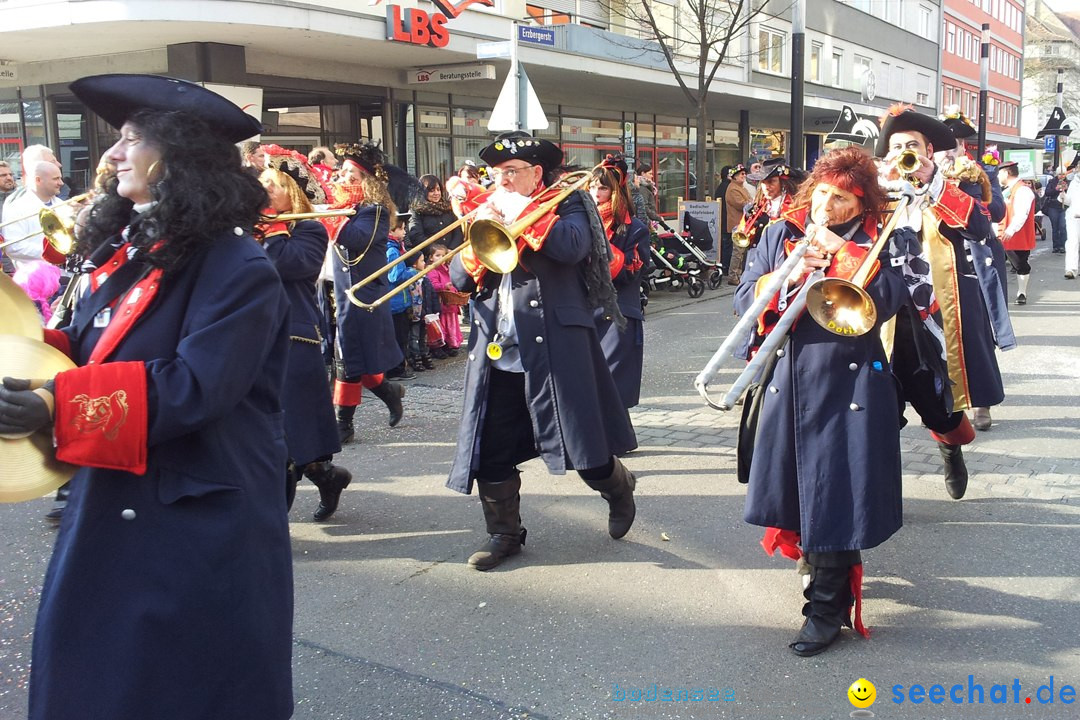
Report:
1,244,1078,719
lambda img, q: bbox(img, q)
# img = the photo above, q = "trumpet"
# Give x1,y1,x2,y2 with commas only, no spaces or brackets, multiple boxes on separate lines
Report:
694,182,915,410
895,149,922,177
345,165,601,312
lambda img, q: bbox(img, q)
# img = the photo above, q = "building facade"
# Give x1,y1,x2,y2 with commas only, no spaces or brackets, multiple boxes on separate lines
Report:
1022,0,1080,164
1,0,941,214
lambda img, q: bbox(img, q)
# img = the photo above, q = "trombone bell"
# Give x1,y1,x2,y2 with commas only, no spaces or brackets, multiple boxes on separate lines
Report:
39,208,77,256
804,278,877,337
731,231,752,249
468,219,519,274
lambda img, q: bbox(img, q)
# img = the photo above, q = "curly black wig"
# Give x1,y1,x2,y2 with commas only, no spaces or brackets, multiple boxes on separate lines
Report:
80,109,266,275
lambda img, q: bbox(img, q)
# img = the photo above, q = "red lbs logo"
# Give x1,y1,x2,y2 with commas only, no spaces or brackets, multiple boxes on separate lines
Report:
386,0,494,48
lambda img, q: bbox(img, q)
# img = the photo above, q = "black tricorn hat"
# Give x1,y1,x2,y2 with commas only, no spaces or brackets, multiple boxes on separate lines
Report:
748,157,805,183
1036,106,1073,138
479,131,563,174
875,104,956,157
825,105,878,146
997,161,1019,172
69,74,262,143
941,105,977,140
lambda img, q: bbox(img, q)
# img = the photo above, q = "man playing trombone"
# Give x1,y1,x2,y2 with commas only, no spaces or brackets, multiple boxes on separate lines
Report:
876,105,1009,498
446,131,637,571
734,147,909,657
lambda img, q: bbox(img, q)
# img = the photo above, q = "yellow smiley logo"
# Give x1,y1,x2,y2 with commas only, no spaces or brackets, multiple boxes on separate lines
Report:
848,678,876,709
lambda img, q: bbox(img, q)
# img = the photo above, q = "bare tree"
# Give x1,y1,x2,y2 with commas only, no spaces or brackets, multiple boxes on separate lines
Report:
603,0,786,197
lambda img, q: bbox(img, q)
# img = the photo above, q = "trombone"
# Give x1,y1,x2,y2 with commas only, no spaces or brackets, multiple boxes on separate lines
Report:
260,208,356,223
0,204,79,257
345,165,600,312
693,182,915,410
0,192,92,231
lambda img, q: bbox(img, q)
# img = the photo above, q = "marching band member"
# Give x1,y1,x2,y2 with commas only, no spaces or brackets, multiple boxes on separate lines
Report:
877,105,1008,499
259,145,352,521
448,131,637,571
939,108,1014,431
997,161,1037,306
736,147,908,657
728,158,802,285
589,154,651,409
446,161,484,218
328,142,408,440
0,74,293,719
723,163,752,275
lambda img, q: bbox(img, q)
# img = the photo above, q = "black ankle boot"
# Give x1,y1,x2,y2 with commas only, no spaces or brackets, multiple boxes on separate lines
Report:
335,404,357,444
580,458,637,539
422,355,435,370
305,461,352,522
468,475,526,571
368,380,405,427
938,441,968,500
285,461,302,512
790,565,853,657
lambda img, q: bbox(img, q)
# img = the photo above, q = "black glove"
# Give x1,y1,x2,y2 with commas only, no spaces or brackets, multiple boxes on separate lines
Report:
0,377,54,435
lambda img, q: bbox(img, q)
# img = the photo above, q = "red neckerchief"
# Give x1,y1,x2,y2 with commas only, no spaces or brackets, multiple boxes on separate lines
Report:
87,242,164,365
323,183,367,243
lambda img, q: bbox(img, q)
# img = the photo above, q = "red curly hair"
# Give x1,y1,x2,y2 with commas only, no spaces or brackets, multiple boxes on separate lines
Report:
792,147,889,224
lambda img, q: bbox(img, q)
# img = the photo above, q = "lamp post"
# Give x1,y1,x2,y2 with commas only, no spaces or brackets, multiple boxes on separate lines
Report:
789,0,805,168
977,22,989,160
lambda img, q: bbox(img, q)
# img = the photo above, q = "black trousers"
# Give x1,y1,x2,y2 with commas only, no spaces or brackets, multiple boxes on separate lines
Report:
1006,249,1031,274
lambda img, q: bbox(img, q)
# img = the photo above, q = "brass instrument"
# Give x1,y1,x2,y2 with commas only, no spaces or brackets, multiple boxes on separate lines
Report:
0,192,92,230
896,150,922,176
346,165,601,312
944,155,992,202
694,182,916,409
260,208,356,223
0,204,79,257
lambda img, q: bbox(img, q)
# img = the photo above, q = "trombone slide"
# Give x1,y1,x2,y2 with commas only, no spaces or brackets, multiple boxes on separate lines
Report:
693,240,811,410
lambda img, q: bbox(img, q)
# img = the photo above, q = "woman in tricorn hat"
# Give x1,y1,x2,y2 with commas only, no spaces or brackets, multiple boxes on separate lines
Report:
0,74,294,719
259,144,352,521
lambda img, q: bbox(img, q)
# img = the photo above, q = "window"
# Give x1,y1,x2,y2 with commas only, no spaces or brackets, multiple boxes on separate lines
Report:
917,73,931,105
947,23,956,54
810,42,822,82
758,28,785,74
879,61,891,97
892,64,904,101
855,55,872,91
919,5,933,38
988,98,995,123
832,50,843,88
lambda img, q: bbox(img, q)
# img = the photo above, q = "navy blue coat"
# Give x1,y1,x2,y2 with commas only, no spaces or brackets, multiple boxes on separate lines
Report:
595,217,651,408
332,203,404,376
447,192,637,494
265,220,341,466
735,219,908,553
31,234,294,720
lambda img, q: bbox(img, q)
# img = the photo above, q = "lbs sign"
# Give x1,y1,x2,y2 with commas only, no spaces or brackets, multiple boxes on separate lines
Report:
386,0,494,48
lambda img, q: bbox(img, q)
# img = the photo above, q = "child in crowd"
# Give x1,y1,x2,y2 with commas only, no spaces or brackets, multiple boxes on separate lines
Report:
425,242,465,357
406,252,440,371
387,215,417,380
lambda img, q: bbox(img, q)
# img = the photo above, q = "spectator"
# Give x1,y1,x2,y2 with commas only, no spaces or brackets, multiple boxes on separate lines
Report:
240,140,266,177
723,163,751,273
635,163,663,223
2,144,59,213
2,160,65,270
308,146,338,186
387,214,418,380
425,242,464,357
408,174,463,250
0,160,16,274
1043,171,1067,254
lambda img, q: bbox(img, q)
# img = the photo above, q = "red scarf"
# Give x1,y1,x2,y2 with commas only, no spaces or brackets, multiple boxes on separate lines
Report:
597,200,630,240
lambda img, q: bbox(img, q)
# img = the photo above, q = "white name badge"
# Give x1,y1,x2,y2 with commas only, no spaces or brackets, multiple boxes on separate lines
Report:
93,307,111,328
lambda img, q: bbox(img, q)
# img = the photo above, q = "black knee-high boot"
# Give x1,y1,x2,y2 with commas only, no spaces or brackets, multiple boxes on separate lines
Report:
368,379,405,427
305,460,352,522
468,473,526,571
579,457,637,539
790,551,859,657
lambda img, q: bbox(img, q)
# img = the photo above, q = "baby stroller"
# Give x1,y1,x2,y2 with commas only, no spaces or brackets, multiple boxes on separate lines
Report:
643,230,705,298
672,213,723,289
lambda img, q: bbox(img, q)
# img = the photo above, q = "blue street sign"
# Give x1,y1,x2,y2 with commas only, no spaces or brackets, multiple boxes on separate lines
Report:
1045,135,1056,152
518,25,556,46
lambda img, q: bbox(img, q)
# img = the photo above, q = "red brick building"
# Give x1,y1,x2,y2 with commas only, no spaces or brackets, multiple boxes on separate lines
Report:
941,0,1025,146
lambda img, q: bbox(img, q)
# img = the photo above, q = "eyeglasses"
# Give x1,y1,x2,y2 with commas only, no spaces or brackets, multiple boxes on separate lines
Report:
489,165,534,180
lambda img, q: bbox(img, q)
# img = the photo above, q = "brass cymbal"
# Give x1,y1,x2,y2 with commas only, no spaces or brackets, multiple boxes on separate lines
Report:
0,272,44,341
0,334,78,503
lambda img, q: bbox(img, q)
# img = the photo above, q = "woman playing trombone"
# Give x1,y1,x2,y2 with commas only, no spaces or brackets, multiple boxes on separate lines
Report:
734,147,909,657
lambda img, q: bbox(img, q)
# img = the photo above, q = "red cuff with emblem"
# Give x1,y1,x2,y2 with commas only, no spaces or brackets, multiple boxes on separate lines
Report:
42,329,72,359
826,241,879,284
755,271,784,335
932,183,975,228
53,361,148,475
